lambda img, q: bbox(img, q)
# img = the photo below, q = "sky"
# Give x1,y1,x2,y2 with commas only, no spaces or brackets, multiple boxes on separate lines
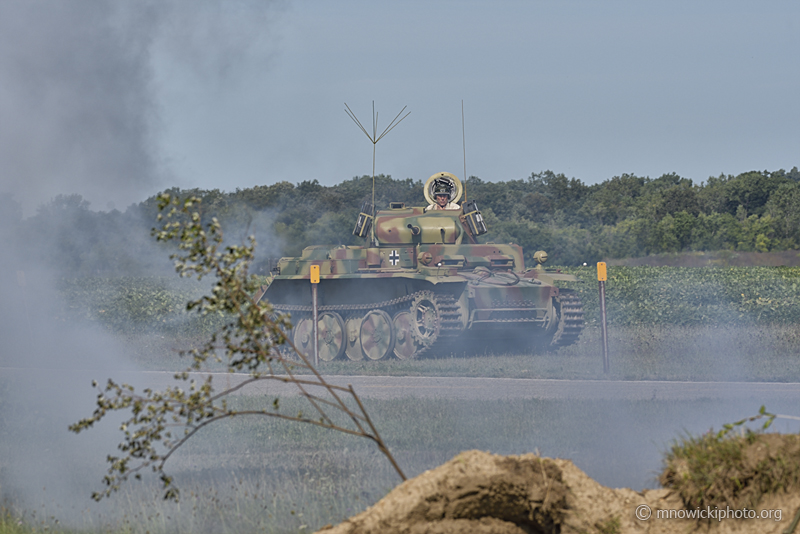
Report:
1,0,799,215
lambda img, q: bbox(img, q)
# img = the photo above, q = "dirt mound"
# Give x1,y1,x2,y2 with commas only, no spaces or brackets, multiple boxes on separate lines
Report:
317,449,800,534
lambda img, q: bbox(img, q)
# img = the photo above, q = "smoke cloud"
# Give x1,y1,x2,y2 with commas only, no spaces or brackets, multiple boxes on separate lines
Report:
0,1,159,215
0,0,281,216
0,0,283,525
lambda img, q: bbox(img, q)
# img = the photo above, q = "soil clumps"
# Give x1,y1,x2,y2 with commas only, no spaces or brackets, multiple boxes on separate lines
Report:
317,447,800,534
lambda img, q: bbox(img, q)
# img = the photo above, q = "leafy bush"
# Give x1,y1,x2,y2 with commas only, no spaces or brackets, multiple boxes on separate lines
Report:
55,277,225,336
660,431,800,511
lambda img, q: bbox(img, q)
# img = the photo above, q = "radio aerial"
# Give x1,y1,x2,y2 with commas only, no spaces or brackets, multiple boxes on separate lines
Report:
345,102,410,244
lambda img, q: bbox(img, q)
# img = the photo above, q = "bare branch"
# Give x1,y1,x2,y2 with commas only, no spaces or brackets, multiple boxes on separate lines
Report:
71,193,406,502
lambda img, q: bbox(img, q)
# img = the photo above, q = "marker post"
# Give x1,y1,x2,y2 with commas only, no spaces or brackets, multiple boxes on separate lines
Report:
597,262,610,373
310,265,320,366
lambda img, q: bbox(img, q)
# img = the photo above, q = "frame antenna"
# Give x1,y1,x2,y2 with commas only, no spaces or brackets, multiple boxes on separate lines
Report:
345,101,410,244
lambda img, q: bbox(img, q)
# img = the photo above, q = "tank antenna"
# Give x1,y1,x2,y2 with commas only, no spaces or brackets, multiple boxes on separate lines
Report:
462,100,467,204
345,101,410,244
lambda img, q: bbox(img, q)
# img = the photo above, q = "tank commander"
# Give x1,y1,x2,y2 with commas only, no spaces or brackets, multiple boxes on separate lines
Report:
426,180,460,210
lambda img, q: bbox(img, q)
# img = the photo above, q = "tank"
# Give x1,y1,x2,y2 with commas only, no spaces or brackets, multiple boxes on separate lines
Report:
256,172,584,361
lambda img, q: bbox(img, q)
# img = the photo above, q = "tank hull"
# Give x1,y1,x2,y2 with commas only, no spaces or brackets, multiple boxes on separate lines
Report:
257,237,584,360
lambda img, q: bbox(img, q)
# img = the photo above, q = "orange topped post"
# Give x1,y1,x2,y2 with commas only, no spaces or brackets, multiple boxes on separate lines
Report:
310,265,320,365
597,262,609,373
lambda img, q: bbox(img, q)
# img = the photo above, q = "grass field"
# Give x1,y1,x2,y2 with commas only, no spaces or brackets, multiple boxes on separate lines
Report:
118,323,800,382
4,394,798,534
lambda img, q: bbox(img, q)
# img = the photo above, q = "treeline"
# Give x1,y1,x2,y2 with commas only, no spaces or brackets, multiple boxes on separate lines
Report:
3,166,800,275
473,167,800,265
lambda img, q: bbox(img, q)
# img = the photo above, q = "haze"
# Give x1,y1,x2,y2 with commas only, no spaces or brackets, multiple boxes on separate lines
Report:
1,0,798,216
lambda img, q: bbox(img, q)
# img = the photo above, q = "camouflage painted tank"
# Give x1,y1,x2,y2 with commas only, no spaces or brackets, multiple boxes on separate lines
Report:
257,172,584,361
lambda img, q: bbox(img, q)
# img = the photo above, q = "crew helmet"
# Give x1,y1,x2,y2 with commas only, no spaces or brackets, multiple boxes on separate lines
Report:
433,179,452,196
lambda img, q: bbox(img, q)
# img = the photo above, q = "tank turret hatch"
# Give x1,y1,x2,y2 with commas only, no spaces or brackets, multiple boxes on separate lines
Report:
375,209,464,245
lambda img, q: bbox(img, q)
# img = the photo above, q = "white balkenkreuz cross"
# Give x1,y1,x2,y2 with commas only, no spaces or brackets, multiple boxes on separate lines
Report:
389,250,400,266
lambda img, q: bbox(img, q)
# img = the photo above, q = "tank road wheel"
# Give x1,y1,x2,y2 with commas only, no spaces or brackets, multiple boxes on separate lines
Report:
317,312,346,361
360,309,395,361
410,292,441,347
293,318,314,357
344,315,364,361
392,311,423,360
265,312,293,357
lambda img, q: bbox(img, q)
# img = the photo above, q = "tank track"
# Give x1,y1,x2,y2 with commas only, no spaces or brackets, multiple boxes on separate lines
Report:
435,294,463,337
272,293,419,314
549,290,584,349
272,289,583,357
273,290,465,360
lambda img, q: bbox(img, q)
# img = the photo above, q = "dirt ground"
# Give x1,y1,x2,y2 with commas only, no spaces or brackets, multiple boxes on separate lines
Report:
317,449,800,534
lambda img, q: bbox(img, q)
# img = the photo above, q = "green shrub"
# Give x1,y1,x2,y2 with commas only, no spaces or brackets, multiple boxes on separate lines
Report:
660,431,800,510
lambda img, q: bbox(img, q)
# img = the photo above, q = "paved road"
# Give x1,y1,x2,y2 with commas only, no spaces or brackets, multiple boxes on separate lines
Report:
117,371,800,402
3,367,800,401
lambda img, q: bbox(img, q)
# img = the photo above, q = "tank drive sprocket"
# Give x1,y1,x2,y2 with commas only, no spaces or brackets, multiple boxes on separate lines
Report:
409,291,442,348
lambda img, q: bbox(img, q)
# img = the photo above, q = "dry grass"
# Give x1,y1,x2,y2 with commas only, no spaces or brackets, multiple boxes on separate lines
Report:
660,431,800,510
121,324,800,383
3,394,800,533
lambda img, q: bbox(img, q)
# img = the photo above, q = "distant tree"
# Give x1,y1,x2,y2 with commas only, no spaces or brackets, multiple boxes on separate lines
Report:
725,171,790,217
23,194,96,274
522,192,553,221
0,194,22,271
528,171,590,210
512,171,587,224
0,193,22,226
696,173,733,215
579,174,645,226
766,182,800,242
699,171,790,218
639,173,699,219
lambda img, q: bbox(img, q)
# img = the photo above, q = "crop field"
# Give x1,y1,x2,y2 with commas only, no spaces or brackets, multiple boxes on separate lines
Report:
3,266,800,533
56,266,800,334
54,266,800,381
558,265,800,326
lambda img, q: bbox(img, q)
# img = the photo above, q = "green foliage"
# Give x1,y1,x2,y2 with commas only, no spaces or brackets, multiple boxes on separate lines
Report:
595,516,621,534
56,265,800,346
555,265,800,326
10,166,800,275
0,508,29,534
716,405,779,439
69,194,404,502
55,277,223,336
660,408,800,512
